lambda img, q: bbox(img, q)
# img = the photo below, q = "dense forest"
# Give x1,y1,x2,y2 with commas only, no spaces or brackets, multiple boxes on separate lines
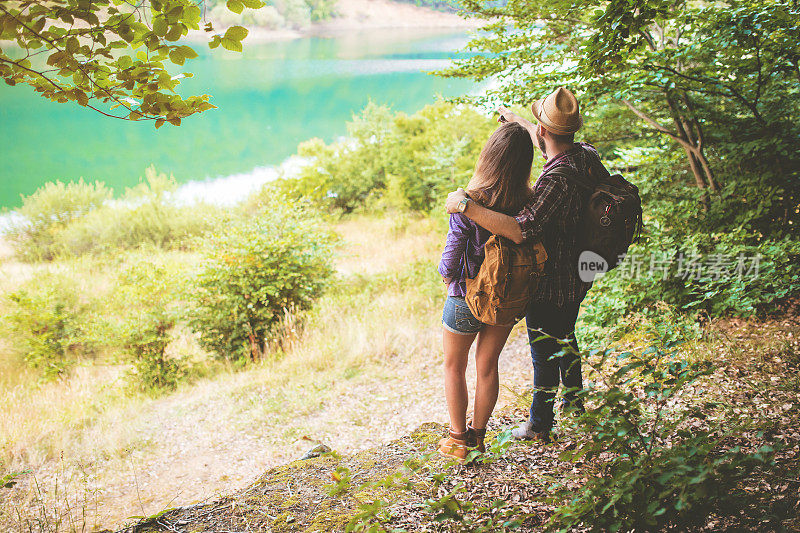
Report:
0,0,798,531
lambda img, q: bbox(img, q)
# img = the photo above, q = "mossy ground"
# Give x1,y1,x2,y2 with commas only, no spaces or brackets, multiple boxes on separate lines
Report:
124,422,450,532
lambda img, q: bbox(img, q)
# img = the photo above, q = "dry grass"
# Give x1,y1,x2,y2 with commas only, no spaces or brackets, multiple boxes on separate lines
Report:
0,213,459,531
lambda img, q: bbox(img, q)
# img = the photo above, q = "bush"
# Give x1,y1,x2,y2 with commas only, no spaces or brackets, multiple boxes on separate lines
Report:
273,0,311,29
209,4,244,26
549,332,776,531
273,101,495,213
580,231,800,345
115,262,188,392
577,144,800,343
12,167,221,259
8,179,112,261
2,274,94,379
188,199,335,363
63,167,219,254
250,5,285,29
306,0,337,21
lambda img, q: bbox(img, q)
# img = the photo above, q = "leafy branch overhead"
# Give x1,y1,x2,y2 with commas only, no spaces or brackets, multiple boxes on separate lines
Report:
0,0,261,126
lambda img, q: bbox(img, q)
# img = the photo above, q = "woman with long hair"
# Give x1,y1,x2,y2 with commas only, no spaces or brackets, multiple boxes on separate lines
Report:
437,121,534,460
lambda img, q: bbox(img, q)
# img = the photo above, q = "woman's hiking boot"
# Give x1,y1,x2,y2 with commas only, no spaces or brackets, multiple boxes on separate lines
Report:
467,422,486,453
437,428,474,462
438,424,488,462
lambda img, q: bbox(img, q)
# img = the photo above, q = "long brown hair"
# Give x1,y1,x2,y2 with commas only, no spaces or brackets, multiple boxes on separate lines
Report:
466,122,533,215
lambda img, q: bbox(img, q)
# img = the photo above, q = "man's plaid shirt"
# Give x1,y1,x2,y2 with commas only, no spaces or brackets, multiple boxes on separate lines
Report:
515,142,607,306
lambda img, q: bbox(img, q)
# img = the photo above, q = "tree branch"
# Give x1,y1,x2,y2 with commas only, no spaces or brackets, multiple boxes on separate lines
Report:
0,1,162,121
0,56,130,120
620,98,689,148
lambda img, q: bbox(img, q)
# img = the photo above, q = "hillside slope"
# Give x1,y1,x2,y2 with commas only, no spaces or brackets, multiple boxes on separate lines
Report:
122,317,800,533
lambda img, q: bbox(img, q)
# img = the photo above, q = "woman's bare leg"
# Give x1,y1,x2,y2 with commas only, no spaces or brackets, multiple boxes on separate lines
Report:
443,329,477,434
473,325,513,429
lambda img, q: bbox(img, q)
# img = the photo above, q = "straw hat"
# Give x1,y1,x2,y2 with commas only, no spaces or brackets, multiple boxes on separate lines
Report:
531,87,583,135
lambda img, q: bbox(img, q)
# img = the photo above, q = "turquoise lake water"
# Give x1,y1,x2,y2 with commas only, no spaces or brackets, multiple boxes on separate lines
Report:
0,29,477,209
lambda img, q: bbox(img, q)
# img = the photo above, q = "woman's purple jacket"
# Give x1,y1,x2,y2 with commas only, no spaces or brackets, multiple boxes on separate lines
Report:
438,213,492,297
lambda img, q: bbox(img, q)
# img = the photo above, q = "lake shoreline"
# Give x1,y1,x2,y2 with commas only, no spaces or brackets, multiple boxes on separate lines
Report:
186,0,482,43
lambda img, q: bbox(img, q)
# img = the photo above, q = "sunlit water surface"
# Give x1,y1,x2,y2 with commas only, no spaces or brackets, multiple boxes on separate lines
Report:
0,29,479,208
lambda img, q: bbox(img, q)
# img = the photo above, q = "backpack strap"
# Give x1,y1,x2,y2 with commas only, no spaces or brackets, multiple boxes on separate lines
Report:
544,164,595,192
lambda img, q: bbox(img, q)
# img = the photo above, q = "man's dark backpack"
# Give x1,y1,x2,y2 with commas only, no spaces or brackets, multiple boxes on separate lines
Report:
549,166,643,270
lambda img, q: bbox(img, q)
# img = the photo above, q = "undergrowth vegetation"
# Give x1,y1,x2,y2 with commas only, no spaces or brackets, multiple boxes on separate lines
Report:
7,167,222,262
1,81,798,530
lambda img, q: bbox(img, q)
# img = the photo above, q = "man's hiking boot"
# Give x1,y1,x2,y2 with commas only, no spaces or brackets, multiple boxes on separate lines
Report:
511,419,552,443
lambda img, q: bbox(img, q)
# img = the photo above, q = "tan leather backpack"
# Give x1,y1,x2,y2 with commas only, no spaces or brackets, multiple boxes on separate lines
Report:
465,236,548,326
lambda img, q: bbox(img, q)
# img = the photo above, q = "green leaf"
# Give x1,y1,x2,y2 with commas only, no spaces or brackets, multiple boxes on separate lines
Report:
226,0,244,14
169,49,186,65
152,17,168,36
165,24,182,41
117,55,133,69
224,25,248,42
221,38,243,52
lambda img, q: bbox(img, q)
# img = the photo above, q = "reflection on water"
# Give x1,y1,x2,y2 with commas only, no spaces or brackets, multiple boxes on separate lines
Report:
0,29,477,208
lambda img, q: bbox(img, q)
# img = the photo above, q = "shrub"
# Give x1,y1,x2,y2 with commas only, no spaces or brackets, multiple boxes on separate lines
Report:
8,179,112,261
115,262,188,392
250,6,285,29
188,199,335,363
578,144,800,342
44,167,219,258
123,314,186,392
579,229,800,345
274,101,496,213
209,4,244,26
548,333,776,531
305,0,337,21
2,274,94,379
273,0,311,29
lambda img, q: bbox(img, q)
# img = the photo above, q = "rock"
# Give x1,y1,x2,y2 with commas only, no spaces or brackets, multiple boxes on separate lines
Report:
300,444,331,460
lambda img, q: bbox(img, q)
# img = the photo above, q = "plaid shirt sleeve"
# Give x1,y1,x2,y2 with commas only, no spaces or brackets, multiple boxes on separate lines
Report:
514,176,567,243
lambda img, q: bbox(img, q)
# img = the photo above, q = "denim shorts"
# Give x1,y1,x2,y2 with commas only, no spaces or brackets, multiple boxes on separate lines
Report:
442,296,484,335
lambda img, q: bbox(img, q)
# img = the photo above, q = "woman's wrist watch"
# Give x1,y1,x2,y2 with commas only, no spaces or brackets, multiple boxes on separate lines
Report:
457,197,470,213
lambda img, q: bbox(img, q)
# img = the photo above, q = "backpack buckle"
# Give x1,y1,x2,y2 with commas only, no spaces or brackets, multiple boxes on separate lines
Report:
600,203,612,226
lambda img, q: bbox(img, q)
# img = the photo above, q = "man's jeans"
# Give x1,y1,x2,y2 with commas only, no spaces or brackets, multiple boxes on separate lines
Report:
525,300,582,433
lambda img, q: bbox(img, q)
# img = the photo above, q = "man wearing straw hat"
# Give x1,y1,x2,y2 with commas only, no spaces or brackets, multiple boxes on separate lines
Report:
445,87,610,442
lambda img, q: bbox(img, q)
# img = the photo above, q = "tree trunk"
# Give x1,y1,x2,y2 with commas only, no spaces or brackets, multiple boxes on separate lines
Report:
693,147,719,193
681,94,720,193
681,147,710,210
621,98,716,207
670,110,711,208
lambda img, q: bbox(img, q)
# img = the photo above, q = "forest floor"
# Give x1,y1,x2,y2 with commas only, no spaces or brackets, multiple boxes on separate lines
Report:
124,315,800,532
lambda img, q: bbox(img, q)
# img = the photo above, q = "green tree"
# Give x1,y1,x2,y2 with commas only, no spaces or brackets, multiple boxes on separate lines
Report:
274,101,496,212
0,0,261,125
442,0,799,212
